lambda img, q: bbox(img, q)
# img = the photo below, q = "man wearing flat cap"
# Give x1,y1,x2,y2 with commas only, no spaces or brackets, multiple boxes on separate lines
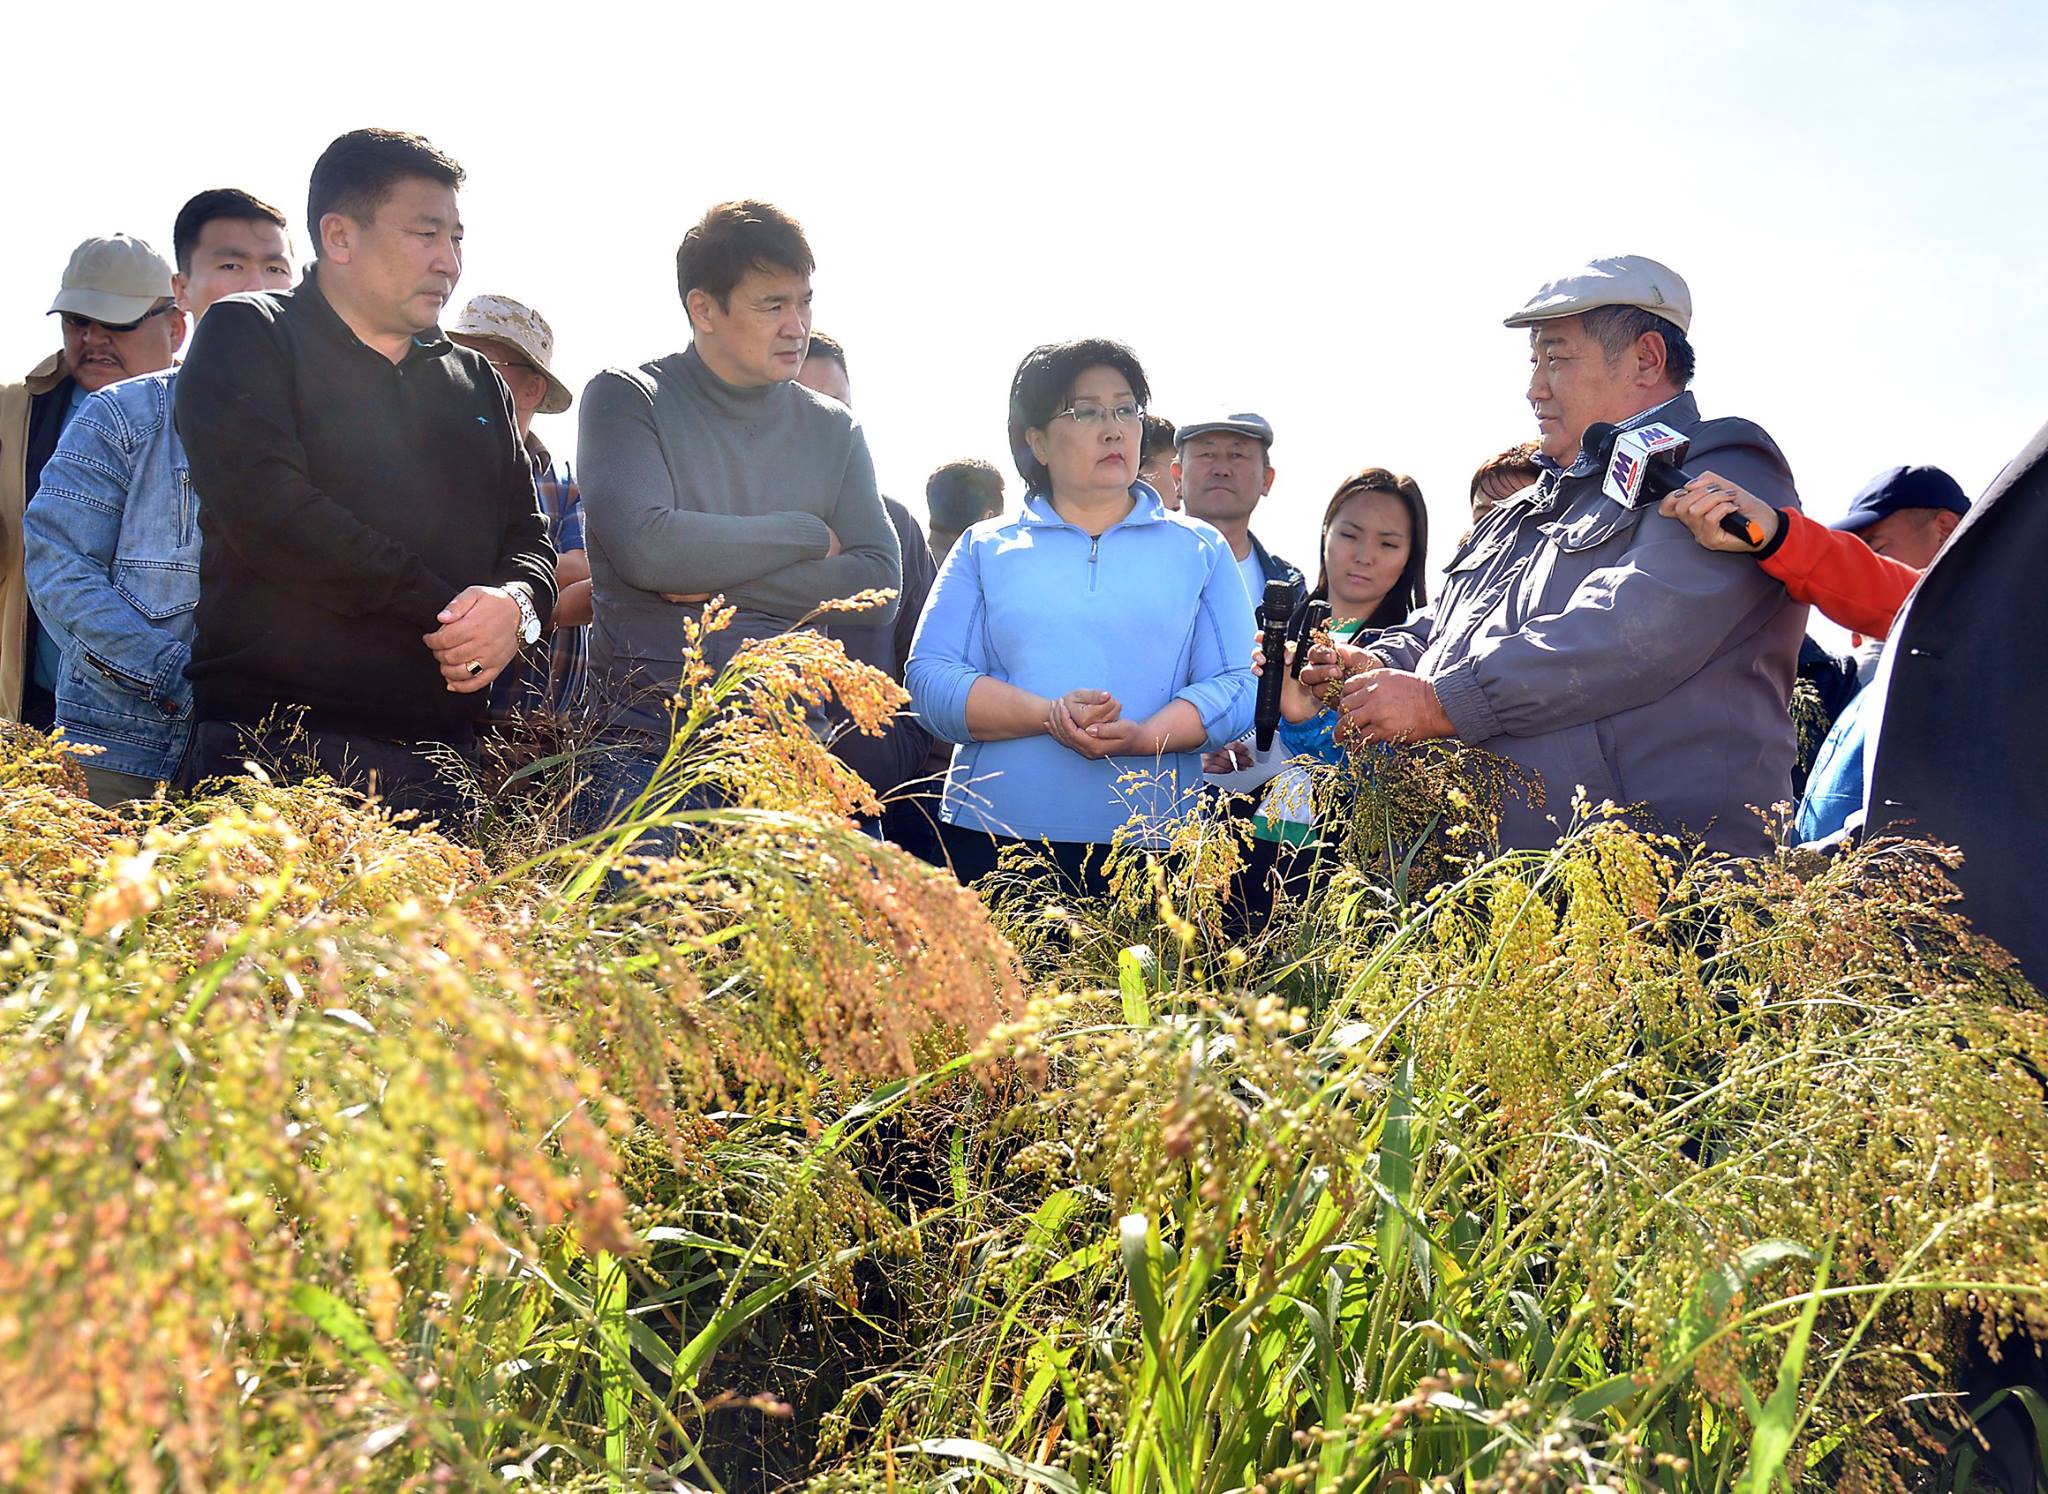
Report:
3,234,183,728
1174,411,1306,791
1306,255,1807,856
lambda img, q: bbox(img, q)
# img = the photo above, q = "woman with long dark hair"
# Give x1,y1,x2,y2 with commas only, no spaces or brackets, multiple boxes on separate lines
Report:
1254,468,1429,845
1306,467,1430,629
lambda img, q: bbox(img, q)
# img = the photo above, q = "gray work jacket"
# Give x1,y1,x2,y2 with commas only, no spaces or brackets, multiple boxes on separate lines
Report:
1373,393,1807,856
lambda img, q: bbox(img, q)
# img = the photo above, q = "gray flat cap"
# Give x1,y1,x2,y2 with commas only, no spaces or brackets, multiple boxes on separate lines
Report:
1504,255,1692,334
1175,412,1275,450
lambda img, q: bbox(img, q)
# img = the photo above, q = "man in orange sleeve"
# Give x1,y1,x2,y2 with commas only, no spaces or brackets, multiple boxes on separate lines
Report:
1656,470,1953,641
1657,464,1969,843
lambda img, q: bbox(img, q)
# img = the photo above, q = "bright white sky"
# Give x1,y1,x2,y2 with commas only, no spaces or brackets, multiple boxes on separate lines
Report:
7,0,2046,601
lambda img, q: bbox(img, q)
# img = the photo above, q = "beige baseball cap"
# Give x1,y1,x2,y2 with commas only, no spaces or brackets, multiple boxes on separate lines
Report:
1503,254,1692,334
48,234,175,325
447,294,573,414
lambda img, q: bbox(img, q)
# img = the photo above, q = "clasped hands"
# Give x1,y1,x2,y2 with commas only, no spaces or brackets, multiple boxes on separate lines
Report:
1250,631,1455,747
423,584,525,693
1045,688,1158,760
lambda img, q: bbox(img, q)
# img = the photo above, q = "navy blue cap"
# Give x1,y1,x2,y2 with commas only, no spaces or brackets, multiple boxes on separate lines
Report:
1833,465,1969,533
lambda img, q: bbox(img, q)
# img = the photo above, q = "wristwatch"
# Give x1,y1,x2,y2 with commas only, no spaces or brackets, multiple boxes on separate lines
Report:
509,585,542,645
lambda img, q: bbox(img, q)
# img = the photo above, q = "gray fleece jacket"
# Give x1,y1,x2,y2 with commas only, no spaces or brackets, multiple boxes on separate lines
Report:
1374,393,1806,857
576,345,901,733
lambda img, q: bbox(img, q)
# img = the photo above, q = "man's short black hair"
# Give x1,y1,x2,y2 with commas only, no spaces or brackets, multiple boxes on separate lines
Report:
676,200,815,311
927,458,1006,532
805,330,847,373
1140,413,1177,462
1582,304,1696,388
307,129,464,260
1006,338,1151,497
172,188,289,276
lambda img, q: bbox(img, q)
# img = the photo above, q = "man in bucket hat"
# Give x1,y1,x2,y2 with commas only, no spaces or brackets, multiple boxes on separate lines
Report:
449,293,591,717
3,234,181,727
1304,254,1808,856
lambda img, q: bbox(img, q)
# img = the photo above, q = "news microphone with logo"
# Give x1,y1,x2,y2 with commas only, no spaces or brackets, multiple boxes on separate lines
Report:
1583,421,1769,548
1253,579,1295,752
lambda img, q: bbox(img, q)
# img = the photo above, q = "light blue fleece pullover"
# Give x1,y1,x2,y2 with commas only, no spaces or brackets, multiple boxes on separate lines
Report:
906,483,1256,845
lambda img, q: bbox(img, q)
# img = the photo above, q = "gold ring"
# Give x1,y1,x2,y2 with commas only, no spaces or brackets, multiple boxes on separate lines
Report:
465,659,483,677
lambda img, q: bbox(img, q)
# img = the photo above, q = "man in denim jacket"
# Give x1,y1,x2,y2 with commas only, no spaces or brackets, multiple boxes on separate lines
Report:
25,190,293,804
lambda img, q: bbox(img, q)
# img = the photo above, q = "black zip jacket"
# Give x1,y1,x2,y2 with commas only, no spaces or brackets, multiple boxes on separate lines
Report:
174,269,555,734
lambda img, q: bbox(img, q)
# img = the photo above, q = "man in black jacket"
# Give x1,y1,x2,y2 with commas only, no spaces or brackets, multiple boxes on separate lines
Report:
1863,423,2047,989
1856,422,2047,1493
174,129,555,821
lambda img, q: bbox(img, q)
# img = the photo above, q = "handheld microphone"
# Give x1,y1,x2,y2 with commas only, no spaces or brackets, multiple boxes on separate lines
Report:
1253,579,1295,752
1290,599,1332,682
1583,421,1768,548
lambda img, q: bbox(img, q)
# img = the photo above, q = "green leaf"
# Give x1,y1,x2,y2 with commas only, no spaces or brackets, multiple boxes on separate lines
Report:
1119,945,1157,1027
290,1283,401,1383
595,1249,631,1486
1673,1239,1814,1365
898,1437,1080,1493
1563,1372,1638,1425
949,1125,971,1212
1120,1212,1169,1363
1042,1230,1117,1286
1375,1057,1420,1289
1734,1246,1829,1494
1946,1384,2048,1486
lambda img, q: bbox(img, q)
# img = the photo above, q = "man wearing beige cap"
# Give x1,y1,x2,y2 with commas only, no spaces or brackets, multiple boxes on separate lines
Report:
1305,254,1806,857
448,294,591,717
2,234,183,727
24,193,291,804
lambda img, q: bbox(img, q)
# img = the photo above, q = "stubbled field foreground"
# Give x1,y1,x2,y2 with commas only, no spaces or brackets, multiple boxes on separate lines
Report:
2,620,2045,1493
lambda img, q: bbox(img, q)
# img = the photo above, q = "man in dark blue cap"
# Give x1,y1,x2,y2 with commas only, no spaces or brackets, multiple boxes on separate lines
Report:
1835,464,1970,571
1832,465,1970,681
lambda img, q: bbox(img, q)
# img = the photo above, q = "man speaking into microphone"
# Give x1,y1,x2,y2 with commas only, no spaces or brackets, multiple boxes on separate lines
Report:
1308,256,1806,855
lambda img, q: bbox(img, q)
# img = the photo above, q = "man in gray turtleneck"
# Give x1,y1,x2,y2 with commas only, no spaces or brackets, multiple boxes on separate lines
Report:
576,200,900,759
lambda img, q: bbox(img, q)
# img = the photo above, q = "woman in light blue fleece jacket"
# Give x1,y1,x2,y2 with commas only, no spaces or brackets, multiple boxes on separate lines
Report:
906,339,1255,888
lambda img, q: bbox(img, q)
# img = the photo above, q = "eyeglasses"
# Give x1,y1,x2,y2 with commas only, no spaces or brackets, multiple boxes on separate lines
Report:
1053,400,1144,429
59,302,175,335
486,357,539,377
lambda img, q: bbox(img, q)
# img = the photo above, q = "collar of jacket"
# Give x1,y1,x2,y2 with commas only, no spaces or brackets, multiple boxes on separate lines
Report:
20,350,68,394
1019,480,1172,530
1535,391,1701,483
293,265,455,363
1250,531,1305,591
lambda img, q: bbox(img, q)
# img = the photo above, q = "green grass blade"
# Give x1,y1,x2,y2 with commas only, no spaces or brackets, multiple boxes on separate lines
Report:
594,1248,630,1488
898,1437,1081,1493
1734,1246,1830,1494
1119,945,1157,1027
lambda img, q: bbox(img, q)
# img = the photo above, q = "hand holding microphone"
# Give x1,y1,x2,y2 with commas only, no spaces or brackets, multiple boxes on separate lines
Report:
1252,579,1296,751
1658,473,1782,554
1583,421,1772,548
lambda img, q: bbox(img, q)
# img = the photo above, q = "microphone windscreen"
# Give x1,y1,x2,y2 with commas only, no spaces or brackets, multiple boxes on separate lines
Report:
1262,578,1295,624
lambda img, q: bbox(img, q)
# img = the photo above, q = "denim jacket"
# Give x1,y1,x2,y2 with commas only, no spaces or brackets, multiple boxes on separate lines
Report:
22,369,198,780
